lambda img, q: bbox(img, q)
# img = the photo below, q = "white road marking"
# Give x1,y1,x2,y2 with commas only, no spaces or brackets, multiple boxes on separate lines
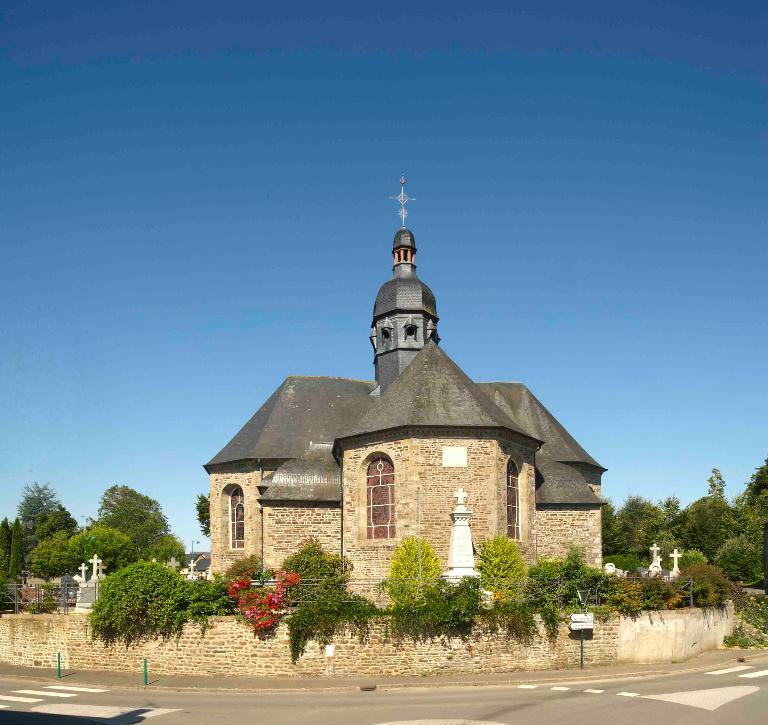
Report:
706,665,753,675
0,695,44,703
643,685,759,711
0,705,8,709
617,692,639,697
739,669,768,679
31,704,180,720
46,685,110,693
518,684,537,689
550,686,570,691
14,689,76,698
584,689,604,693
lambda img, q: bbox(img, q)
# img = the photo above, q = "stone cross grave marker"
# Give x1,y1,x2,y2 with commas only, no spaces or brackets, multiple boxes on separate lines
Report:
77,562,88,582
167,557,180,569
670,548,682,578
648,543,662,577
455,487,468,507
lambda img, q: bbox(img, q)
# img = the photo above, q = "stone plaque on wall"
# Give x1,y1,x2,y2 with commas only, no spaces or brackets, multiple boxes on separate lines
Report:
442,446,467,467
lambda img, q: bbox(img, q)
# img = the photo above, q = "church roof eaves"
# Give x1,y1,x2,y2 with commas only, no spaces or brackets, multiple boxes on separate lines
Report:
535,456,603,506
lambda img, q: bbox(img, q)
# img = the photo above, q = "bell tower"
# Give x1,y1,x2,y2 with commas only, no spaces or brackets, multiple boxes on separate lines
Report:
370,178,439,392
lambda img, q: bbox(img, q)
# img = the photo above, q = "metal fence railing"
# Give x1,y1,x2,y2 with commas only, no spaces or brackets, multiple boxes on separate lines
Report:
1,583,80,615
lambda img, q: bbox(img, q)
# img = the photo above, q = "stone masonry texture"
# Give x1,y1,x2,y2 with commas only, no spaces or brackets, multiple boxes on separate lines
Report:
0,606,732,678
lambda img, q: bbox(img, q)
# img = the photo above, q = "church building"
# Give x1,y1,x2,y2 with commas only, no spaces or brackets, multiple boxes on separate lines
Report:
205,181,605,588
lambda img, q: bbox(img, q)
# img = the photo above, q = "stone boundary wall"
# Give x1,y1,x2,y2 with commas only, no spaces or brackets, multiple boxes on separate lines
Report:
0,605,733,678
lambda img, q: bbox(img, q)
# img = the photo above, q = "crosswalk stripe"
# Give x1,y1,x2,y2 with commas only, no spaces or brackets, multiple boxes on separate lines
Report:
518,684,537,689
551,686,570,691
739,669,768,679
0,705,8,709
706,665,753,675
584,689,604,693
617,692,639,697
46,685,109,693
14,689,76,698
0,695,44,703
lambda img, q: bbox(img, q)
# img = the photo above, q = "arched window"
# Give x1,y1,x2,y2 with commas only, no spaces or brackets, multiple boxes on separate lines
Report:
366,457,395,539
230,487,245,549
506,461,520,539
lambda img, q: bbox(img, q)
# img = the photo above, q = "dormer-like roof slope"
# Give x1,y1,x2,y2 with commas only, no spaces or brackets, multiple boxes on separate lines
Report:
337,340,542,445
477,382,605,471
205,376,376,468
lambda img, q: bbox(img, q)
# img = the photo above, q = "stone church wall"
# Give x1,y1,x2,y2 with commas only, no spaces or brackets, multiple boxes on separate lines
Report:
0,606,733,678
340,431,537,593
208,462,263,573
535,504,602,566
262,503,342,569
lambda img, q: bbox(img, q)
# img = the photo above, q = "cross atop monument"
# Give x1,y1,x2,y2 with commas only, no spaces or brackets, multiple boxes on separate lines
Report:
455,488,468,507
390,175,414,228
649,543,661,560
89,554,103,580
78,562,88,581
670,548,682,577
167,557,180,569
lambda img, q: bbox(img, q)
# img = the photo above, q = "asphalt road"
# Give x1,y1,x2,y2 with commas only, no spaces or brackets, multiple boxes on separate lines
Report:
1,663,767,724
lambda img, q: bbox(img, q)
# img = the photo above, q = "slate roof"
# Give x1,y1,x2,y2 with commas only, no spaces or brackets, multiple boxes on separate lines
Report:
337,340,541,444
393,228,416,250
206,344,603,506
373,267,437,320
205,377,376,467
260,443,341,503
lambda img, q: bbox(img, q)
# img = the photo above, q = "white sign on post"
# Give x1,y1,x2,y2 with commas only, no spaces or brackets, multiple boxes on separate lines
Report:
568,613,594,631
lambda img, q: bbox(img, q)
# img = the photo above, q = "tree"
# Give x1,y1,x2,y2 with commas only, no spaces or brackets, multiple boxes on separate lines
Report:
744,456,768,504
8,518,23,579
614,496,665,560
67,526,136,573
715,535,763,583
196,493,210,538
35,504,78,542
680,494,734,561
97,485,169,556
707,468,726,497
17,482,61,555
30,531,78,579
601,499,621,555
0,518,10,576
144,535,185,565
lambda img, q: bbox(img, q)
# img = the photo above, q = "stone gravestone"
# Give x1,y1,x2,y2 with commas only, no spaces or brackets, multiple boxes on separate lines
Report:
442,488,480,582
75,556,104,611
669,548,682,579
167,557,180,570
648,543,662,577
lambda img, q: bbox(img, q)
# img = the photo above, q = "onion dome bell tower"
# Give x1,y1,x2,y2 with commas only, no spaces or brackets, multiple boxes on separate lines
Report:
371,178,439,392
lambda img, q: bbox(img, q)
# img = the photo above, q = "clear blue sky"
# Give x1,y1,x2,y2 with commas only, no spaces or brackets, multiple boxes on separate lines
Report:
1,2,766,550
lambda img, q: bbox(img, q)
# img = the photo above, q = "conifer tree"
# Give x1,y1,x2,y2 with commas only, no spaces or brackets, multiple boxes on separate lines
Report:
0,518,10,576
8,518,23,579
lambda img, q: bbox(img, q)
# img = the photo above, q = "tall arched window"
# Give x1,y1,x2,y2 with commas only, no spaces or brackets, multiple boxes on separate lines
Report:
366,457,395,539
230,487,245,549
506,461,520,539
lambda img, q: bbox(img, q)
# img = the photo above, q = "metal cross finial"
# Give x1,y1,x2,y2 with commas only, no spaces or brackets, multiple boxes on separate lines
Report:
390,175,414,228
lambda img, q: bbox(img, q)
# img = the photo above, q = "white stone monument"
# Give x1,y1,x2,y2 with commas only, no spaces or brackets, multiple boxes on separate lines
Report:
669,548,682,579
442,488,480,582
648,543,662,577
75,556,104,611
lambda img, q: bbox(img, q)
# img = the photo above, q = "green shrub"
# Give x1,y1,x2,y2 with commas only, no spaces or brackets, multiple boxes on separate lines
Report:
723,625,767,649
605,578,645,616
681,564,733,608
281,539,351,602
287,588,380,662
602,554,639,573
640,577,684,610
90,561,233,645
223,555,266,582
480,599,537,644
383,537,441,606
477,535,527,597
715,536,763,583
67,526,136,573
735,594,768,635
389,577,482,642
679,549,708,570
30,531,77,579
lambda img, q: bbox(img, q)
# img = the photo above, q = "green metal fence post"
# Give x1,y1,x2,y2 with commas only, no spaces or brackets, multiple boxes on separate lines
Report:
143,658,148,687
57,652,61,679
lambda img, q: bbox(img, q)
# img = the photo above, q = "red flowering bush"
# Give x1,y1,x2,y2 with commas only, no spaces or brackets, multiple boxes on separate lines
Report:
227,570,300,634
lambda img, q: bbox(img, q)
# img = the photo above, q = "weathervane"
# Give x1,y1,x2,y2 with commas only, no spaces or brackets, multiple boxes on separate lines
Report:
390,175,414,228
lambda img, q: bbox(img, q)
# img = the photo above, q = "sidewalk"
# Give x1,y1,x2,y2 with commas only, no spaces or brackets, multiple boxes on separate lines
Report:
1,648,767,693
